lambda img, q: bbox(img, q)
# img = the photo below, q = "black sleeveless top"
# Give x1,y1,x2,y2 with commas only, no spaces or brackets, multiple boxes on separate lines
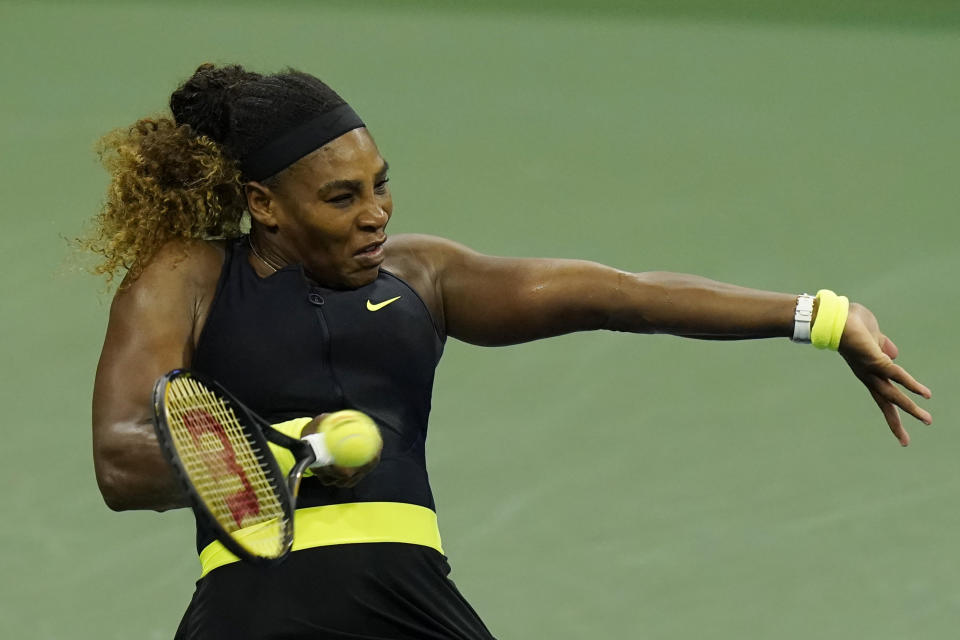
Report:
191,238,445,552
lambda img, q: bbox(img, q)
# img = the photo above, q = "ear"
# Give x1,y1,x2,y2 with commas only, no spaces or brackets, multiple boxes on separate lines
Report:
245,181,281,228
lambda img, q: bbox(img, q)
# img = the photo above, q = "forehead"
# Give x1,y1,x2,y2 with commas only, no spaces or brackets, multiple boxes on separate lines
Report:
288,127,384,183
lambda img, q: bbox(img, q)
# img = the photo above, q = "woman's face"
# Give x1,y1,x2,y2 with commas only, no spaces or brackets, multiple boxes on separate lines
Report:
267,127,392,289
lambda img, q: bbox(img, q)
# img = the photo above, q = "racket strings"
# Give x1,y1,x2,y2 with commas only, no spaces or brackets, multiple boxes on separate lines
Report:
164,377,288,557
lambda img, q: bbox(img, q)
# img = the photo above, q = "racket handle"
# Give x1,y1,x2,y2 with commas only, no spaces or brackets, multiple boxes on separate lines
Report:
302,433,335,467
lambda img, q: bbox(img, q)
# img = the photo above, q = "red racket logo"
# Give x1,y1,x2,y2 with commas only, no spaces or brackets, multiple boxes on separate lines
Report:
182,408,261,528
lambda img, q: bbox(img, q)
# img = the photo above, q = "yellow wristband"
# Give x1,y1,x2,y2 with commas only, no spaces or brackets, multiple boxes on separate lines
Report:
267,417,313,477
811,289,849,351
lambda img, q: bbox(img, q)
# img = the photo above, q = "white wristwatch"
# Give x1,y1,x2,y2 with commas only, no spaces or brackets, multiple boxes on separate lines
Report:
791,293,815,343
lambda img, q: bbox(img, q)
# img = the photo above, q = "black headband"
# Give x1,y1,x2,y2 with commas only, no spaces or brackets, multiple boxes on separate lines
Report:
241,103,365,181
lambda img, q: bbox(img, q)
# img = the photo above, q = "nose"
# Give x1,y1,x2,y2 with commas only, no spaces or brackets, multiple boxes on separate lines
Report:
357,202,389,231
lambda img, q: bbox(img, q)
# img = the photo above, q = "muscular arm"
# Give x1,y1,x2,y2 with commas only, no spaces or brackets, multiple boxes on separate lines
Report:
390,234,931,444
419,236,795,346
92,242,221,511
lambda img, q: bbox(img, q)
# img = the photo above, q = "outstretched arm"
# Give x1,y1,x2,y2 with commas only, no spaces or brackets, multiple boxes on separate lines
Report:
408,235,932,444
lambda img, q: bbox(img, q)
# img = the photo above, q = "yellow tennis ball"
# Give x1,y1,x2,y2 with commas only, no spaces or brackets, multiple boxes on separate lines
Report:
320,410,382,468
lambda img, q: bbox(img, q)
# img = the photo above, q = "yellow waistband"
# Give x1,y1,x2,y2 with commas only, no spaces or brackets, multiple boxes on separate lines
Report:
198,502,443,577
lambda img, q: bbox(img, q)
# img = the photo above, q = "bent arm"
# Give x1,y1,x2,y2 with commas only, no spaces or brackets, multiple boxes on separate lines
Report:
93,245,213,511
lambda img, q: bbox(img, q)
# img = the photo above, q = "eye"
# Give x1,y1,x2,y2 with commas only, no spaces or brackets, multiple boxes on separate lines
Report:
326,193,354,205
374,177,390,194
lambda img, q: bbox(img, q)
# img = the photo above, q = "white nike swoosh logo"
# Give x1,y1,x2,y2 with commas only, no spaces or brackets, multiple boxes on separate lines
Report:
366,296,401,311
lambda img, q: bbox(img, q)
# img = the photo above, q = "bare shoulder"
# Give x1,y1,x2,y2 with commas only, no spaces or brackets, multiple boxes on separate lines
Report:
382,234,471,327
383,233,475,275
385,233,474,253
116,239,223,297
109,239,226,339
383,232,483,290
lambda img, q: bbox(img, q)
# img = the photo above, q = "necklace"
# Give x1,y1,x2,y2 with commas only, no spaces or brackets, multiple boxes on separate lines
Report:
248,235,285,273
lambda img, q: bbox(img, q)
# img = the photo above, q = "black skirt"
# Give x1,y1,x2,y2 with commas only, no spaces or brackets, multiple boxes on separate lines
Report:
175,543,496,640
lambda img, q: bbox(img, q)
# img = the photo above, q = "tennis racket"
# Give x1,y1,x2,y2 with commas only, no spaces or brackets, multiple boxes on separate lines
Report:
152,369,333,565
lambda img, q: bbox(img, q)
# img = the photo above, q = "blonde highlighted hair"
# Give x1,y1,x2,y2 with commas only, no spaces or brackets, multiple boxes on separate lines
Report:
81,117,246,285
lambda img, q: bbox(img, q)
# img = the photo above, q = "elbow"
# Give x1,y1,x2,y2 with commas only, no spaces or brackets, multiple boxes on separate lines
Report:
94,450,137,512
92,418,144,511
98,480,133,512
95,464,177,512
93,437,178,512
600,270,659,334
101,488,132,513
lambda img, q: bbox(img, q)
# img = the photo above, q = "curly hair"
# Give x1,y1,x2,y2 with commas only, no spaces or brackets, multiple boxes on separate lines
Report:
82,63,349,285
81,117,246,284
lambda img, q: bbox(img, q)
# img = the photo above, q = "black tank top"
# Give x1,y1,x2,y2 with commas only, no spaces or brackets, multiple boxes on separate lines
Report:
191,238,445,552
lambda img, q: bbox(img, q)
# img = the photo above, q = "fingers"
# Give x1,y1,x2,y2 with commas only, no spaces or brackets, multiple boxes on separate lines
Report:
312,455,380,488
884,362,933,400
301,413,331,437
314,466,359,488
869,373,933,426
880,334,899,360
869,387,909,446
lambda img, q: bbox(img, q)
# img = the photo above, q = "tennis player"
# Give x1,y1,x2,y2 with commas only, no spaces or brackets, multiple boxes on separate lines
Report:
88,64,932,639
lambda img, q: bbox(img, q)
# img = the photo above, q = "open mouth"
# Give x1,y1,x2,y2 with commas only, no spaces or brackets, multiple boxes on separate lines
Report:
353,237,387,268
355,238,386,256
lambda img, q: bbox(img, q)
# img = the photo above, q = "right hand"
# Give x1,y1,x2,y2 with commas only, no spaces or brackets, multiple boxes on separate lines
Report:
302,414,382,488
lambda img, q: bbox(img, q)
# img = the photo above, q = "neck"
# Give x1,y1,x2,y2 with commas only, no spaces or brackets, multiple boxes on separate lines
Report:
248,232,289,274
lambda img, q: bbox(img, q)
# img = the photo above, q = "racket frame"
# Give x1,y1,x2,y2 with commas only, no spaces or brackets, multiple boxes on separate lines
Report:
152,369,317,565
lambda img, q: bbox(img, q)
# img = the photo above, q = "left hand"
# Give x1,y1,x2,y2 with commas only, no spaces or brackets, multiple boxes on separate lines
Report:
838,303,932,446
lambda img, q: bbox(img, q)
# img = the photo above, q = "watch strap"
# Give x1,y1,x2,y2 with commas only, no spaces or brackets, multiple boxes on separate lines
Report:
792,293,815,343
